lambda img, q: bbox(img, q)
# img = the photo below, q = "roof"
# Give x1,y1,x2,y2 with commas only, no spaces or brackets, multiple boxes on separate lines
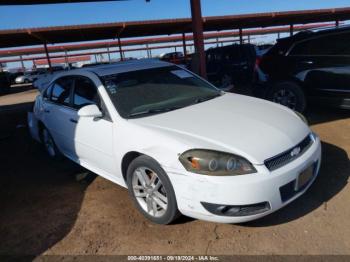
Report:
67,59,173,77
0,7,349,48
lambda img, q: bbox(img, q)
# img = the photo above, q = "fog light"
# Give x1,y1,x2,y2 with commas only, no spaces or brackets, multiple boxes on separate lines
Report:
201,202,270,217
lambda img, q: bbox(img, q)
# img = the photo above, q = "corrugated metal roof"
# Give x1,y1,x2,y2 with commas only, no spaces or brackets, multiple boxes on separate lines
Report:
0,7,349,48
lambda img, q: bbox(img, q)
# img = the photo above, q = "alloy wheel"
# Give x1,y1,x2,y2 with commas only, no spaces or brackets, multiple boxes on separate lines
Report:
132,166,168,218
273,88,297,110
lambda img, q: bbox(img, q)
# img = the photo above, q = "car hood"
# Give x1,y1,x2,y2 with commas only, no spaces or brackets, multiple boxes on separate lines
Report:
132,93,310,164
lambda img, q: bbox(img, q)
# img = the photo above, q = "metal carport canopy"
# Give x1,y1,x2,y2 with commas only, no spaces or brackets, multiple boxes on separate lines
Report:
0,7,349,48
0,23,334,58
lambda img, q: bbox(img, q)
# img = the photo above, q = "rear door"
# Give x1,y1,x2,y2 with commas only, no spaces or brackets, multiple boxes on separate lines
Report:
42,76,76,158
288,31,350,99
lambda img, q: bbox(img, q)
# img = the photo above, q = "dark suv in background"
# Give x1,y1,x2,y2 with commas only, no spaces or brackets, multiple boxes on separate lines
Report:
254,25,350,112
205,44,256,91
0,72,11,94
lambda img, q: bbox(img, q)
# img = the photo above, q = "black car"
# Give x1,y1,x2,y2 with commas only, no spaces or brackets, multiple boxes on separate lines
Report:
254,25,350,112
0,72,11,94
204,44,256,91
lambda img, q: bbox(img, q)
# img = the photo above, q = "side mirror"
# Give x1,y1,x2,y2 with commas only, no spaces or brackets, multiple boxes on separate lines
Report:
78,104,103,118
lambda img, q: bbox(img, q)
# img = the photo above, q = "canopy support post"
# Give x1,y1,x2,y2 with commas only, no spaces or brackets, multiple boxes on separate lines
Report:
43,43,52,72
190,0,206,78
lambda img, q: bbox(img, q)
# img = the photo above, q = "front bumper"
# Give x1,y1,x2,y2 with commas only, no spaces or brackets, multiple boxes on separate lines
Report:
166,136,322,223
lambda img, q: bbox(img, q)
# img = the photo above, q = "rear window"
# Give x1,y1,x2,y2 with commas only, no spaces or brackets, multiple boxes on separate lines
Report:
289,32,350,56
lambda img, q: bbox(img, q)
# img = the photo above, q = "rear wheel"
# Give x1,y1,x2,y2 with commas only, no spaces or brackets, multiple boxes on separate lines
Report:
268,81,306,112
127,155,181,224
41,127,61,159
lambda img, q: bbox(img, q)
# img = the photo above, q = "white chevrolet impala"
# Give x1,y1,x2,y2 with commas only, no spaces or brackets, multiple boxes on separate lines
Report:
28,60,321,224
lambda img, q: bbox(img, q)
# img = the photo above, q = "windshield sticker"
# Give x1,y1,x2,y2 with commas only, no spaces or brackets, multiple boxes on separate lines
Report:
171,69,193,79
105,81,118,94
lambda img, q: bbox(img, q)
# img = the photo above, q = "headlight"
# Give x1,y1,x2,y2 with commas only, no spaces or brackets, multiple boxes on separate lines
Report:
295,111,308,125
178,149,257,176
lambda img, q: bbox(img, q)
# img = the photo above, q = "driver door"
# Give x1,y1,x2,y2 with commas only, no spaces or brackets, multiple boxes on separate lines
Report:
71,76,116,176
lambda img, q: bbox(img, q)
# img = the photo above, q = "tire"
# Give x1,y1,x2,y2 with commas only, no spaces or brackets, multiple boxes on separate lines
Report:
126,155,181,224
40,127,62,159
268,81,306,112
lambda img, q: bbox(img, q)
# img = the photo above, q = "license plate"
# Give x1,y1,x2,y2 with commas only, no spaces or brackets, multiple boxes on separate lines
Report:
295,164,314,191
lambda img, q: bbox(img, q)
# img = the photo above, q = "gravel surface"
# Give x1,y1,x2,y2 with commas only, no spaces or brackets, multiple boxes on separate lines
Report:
0,90,349,257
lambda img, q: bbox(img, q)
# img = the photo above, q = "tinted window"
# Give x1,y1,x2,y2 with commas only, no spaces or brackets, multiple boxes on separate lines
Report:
290,32,350,56
43,84,53,99
101,66,220,118
51,78,73,105
73,76,99,109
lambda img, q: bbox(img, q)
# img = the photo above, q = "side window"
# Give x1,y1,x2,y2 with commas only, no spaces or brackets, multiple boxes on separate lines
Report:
50,78,73,106
73,76,100,109
43,84,53,99
290,32,350,56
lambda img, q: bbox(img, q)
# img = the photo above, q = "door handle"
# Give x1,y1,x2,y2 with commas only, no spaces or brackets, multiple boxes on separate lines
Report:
43,109,50,113
70,118,78,124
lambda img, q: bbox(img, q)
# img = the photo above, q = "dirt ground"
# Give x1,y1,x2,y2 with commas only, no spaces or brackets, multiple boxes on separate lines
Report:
0,87,349,258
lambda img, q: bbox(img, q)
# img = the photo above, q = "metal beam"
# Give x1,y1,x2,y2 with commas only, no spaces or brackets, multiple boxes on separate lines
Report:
239,28,243,44
182,33,187,57
20,55,25,72
118,37,124,61
107,46,111,62
190,0,206,78
43,43,52,72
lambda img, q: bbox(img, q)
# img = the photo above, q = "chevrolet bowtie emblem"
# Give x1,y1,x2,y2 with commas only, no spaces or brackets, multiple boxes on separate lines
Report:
291,147,301,157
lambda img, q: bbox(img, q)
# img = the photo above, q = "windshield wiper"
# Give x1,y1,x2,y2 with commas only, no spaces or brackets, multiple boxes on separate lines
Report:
193,93,222,104
127,106,182,118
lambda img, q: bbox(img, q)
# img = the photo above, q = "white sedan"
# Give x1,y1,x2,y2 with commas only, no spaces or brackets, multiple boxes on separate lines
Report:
28,60,321,224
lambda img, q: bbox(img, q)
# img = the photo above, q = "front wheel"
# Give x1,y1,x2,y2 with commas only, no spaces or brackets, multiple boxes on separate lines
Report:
126,155,181,224
268,81,306,112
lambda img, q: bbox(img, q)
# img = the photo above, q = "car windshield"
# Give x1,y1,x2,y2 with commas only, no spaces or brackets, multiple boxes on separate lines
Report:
100,65,222,118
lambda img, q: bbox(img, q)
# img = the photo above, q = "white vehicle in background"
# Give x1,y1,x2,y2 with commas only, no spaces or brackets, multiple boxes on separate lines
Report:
28,60,321,224
15,71,41,84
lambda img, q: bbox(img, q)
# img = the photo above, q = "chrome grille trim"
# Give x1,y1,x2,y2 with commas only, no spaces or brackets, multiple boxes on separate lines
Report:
264,134,313,171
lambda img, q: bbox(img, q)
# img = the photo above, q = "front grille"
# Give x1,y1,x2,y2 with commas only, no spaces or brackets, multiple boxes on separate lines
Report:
265,134,313,171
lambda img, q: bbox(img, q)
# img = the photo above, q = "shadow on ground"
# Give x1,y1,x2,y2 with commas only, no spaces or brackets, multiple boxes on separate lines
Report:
244,141,349,227
0,107,94,256
0,84,33,97
306,104,350,126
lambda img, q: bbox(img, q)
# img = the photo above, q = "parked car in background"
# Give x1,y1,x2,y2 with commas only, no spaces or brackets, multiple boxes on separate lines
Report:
254,25,350,112
28,60,321,224
0,71,11,93
9,72,23,85
204,44,256,91
159,52,185,64
15,71,45,84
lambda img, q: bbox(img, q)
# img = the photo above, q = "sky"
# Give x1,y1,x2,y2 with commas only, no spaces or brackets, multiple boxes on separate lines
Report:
1,0,349,69
0,0,350,29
